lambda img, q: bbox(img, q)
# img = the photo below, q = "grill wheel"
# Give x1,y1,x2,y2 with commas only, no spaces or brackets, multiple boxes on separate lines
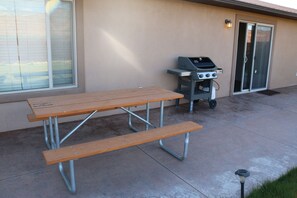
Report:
209,100,217,109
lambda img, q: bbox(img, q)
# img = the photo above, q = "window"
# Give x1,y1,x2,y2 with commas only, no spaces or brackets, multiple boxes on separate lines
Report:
0,0,77,95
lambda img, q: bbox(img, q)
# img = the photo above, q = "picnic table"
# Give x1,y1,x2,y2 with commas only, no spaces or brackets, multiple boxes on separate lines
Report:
27,86,202,193
27,86,183,149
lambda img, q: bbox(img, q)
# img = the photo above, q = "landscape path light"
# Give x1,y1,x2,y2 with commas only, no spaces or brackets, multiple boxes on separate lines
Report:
235,169,250,198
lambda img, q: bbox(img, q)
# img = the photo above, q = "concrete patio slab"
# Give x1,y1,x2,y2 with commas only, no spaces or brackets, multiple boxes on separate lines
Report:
0,85,297,198
234,109,297,148
140,122,297,197
0,148,205,198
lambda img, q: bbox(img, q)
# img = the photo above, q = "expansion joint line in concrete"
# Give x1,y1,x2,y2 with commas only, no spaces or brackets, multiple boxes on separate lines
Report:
136,145,207,197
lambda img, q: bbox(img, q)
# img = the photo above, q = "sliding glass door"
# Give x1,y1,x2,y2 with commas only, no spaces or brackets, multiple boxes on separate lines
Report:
251,25,273,90
234,22,273,93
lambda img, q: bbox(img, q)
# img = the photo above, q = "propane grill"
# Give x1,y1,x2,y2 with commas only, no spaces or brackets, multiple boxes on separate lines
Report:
168,56,222,112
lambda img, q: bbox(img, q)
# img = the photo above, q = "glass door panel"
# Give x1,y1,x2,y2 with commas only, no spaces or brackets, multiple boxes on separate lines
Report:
234,22,247,93
242,24,255,90
251,25,273,90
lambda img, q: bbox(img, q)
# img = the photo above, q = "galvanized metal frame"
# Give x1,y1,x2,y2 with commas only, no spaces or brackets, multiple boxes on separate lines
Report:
124,101,190,161
159,133,190,161
43,102,191,159
60,111,98,144
42,120,51,149
42,100,191,193
122,103,154,132
42,111,98,149
158,101,190,161
59,161,76,193
42,118,75,192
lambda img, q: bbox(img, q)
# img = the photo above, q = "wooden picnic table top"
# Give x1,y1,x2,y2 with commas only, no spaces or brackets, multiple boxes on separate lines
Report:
27,87,183,120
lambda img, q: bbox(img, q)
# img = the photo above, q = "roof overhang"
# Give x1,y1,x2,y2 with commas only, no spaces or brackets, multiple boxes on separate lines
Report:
186,0,297,20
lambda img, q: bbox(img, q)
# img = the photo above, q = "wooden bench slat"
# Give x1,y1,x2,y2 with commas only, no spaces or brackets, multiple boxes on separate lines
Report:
43,121,202,165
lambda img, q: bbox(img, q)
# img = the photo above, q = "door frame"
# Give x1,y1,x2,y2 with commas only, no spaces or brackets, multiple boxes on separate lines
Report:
230,15,276,95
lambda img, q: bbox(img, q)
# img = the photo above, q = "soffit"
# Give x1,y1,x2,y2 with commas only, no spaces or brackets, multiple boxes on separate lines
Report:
186,0,297,20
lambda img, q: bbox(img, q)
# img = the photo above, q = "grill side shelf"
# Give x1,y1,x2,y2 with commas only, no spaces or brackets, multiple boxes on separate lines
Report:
167,69,191,77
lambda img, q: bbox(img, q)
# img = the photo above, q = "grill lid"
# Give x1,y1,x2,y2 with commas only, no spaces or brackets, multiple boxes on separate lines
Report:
178,56,216,71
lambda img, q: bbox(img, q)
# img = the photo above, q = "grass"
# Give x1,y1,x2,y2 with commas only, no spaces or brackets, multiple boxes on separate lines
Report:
247,167,297,198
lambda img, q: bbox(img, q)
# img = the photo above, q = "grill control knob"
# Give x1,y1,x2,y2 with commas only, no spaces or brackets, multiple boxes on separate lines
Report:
212,73,217,77
198,74,204,78
206,74,210,78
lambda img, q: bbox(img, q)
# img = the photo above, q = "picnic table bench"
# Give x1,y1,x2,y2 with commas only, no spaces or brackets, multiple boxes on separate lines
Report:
27,86,203,193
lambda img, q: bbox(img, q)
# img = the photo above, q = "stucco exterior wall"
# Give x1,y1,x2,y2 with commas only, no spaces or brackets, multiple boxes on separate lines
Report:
269,18,297,88
0,0,296,132
83,0,235,96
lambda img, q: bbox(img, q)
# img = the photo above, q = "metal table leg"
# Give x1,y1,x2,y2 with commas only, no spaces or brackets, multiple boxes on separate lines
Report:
146,103,150,131
53,116,77,193
126,103,153,132
43,120,51,149
128,107,139,132
54,116,60,149
189,79,195,113
48,117,56,149
59,161,76,193
158,101,190,161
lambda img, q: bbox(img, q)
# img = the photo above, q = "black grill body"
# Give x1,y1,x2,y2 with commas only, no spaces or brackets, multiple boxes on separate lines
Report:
167,56,221,112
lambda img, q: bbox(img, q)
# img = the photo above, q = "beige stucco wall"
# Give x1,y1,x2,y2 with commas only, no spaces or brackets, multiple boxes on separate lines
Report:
0,0,296,132
83,0,235,96
269,18,297,88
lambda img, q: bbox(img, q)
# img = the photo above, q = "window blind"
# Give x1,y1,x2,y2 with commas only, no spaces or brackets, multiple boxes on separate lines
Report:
50,1,75,87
